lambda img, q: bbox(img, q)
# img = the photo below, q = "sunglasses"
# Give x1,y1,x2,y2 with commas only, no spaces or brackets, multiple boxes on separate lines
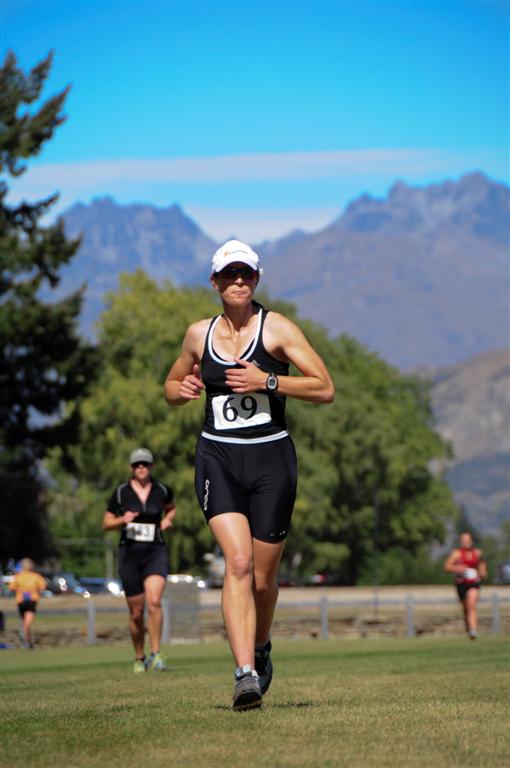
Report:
131,461,151,468
216,266,257,280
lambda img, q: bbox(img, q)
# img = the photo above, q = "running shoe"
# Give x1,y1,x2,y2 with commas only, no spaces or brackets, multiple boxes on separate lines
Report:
468,629,478,640
146,651,168,672
133,658,146,674
233,665,262,711
255,640,273,694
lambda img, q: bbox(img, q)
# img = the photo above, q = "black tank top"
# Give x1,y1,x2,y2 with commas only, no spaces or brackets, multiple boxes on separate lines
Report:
200,302,290,443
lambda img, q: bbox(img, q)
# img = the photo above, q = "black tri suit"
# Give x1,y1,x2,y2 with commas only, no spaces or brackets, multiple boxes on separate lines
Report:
195,302,297,542
106,480,173,596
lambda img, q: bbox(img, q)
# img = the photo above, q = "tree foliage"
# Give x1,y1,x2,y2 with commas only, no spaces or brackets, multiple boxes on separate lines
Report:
47,273,457,582
479,520,510,584
0,51,97,565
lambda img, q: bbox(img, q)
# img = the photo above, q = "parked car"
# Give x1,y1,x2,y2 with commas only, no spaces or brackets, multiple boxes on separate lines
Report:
166,574,207,590
1,574,13,597
79,577,124,596
304,573,334,586
497,561,510,585
277,575,302,587
46,572,90,597
203,548,225,587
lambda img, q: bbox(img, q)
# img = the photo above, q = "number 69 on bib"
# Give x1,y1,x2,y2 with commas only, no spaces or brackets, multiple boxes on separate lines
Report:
212,393,272,430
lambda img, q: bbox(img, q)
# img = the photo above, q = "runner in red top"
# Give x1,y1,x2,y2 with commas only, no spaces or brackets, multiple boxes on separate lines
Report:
444,532,487,639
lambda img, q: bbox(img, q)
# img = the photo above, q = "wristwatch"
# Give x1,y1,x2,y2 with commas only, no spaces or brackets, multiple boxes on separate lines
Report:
266,372,279,392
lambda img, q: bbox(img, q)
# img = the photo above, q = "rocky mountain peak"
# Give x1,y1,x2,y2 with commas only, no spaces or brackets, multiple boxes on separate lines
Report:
336,172,510,241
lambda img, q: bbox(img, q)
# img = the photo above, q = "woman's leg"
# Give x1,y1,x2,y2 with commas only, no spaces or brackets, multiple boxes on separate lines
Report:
252,538,286,645
465,587,480,633
144,574,166,654
23,611,35,646
126,593,146,658
209,513,255,668
460,598,469,631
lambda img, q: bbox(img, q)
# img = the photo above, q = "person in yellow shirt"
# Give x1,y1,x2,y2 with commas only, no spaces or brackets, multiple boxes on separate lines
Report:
9,558,47,648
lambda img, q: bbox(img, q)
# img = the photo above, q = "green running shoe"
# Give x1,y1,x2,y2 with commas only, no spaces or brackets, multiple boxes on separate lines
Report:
133,658,146,674
146,652,168,672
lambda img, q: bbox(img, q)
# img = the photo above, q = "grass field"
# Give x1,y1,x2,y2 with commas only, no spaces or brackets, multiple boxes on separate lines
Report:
1,637,509,768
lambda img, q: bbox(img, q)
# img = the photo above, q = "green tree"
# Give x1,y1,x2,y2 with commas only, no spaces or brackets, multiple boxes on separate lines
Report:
0,51,97,566
479,520,510,584
47,274,457,582
46,272,220,575
280,329,457,584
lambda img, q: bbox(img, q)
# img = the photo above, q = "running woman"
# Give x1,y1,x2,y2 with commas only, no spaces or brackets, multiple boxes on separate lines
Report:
9,558,47,648
444,531,487,639
164,240,334,710
102,448,176,672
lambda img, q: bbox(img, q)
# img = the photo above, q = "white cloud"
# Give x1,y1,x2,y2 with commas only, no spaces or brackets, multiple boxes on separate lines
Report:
9,146,499,196
8,146,506,242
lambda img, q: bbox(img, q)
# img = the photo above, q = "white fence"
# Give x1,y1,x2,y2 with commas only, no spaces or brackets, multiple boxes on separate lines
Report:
2,590,505,645
306,592,506,639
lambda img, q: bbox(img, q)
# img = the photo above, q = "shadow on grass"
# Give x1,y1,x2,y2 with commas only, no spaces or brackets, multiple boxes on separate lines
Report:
213,700,318,711
271,700,319,709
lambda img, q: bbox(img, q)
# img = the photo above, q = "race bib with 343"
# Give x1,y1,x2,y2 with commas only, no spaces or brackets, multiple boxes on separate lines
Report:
125,522,156,542
212,393,272,431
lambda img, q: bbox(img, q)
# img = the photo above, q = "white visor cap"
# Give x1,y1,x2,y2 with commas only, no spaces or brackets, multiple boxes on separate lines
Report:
211,240,263,276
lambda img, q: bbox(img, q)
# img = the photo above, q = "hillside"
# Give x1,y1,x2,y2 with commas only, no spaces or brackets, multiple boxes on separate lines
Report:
59,198,216,333
427,348,510,535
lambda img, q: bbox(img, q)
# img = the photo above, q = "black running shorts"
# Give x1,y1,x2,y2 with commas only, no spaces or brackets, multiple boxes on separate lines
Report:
456,582,480,601
18,600,37,616
195,435,297,543
118,544,169,597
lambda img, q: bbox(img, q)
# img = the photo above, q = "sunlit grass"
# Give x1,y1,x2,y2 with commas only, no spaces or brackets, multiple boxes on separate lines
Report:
1,637,509,768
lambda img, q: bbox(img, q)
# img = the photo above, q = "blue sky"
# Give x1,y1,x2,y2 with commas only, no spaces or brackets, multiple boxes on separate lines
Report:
2,0,509,240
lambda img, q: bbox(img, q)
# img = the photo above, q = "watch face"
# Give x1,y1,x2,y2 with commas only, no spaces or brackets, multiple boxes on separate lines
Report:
266,373,278,391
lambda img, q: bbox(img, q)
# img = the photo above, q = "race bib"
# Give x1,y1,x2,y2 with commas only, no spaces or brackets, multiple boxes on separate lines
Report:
463,568,478,580
126,522,156,542
212,393,272,431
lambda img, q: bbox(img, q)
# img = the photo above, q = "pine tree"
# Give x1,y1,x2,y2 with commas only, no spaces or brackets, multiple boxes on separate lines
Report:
0,51,97,565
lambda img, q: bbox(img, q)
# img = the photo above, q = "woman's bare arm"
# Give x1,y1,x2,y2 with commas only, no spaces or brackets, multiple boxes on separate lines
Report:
225,313,335,403
477,552,488,579
160,503,177,531
444,549,465,575
164,321,208,405
102,510,138,531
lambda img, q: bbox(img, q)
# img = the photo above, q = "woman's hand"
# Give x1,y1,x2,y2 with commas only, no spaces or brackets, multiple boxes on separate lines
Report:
179,364,205,400
123,511,139,524
225,359,267,393
161,505,176,531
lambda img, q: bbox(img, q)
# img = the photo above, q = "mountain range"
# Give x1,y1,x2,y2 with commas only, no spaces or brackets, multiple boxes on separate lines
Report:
60,171,509,369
